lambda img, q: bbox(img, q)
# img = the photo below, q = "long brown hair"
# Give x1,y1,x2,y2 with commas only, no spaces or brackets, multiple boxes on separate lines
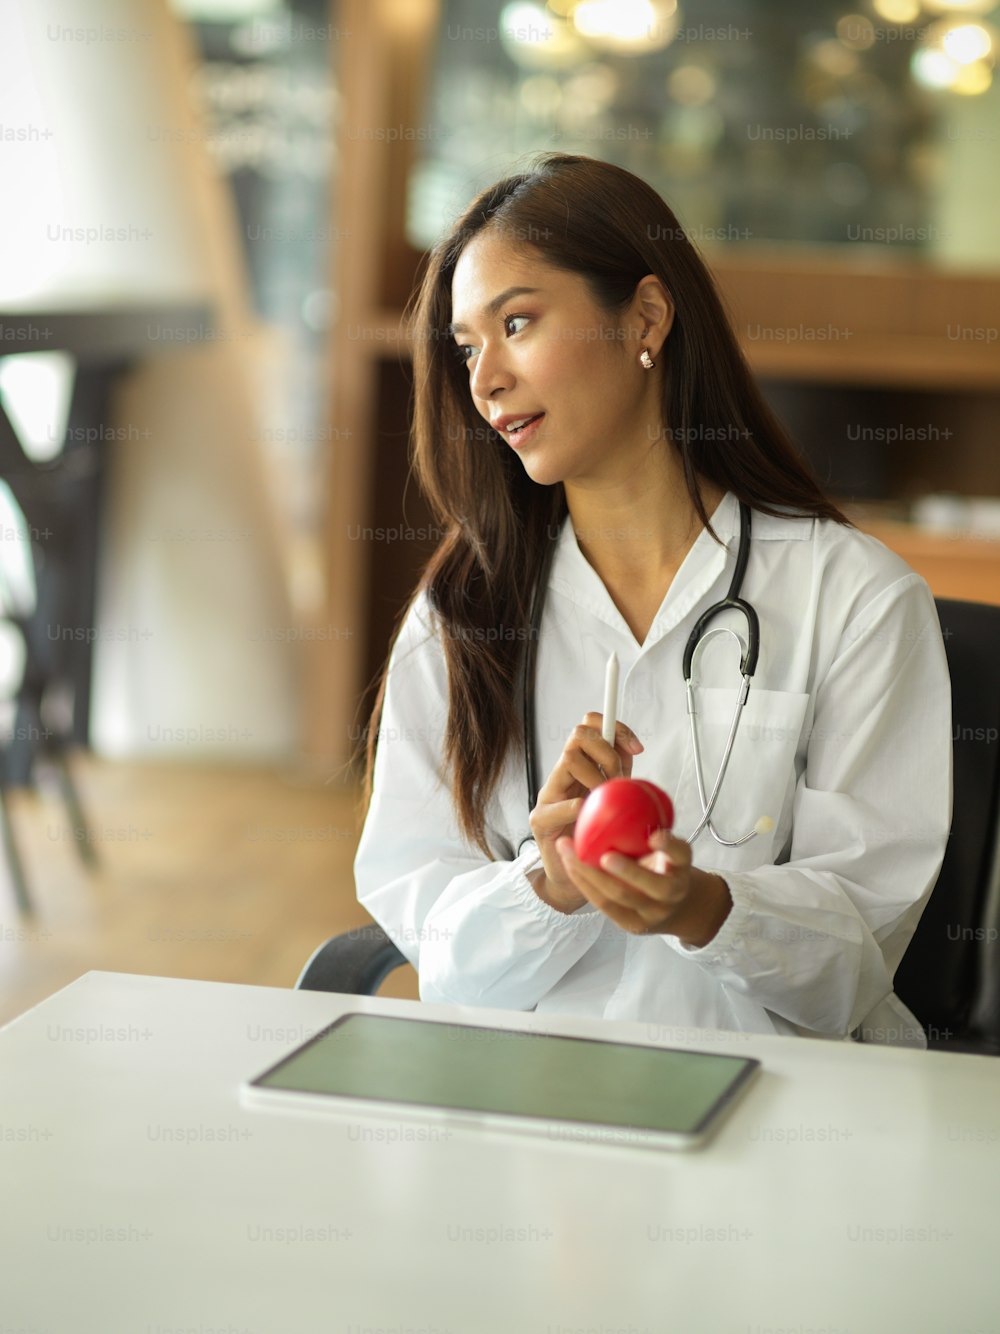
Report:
357,152,852,857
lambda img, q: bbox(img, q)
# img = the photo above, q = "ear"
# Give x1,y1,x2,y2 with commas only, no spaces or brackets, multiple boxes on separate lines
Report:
633,274,674,359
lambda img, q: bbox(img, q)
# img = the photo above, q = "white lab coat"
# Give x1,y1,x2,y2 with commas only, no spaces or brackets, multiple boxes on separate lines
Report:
354,490,953,1047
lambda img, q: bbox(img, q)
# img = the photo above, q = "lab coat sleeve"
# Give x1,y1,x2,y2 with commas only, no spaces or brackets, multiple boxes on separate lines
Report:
353,593,606,1010
662,572,953,1039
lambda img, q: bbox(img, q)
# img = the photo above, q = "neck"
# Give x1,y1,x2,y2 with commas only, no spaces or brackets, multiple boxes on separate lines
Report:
566,464,725,591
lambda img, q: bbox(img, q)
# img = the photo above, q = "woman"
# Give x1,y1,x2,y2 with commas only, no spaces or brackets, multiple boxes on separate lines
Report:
352,153,952,1046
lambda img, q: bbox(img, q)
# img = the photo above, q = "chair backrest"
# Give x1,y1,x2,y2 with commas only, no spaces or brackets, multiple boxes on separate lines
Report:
894,598,1000,1050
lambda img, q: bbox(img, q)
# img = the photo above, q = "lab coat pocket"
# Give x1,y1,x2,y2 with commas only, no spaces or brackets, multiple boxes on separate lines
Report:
673,687,810,872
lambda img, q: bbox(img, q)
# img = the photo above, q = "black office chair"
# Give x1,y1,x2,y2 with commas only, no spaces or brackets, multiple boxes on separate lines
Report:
298,598,1000,1055
296,921,407,995
893,598,1000,1055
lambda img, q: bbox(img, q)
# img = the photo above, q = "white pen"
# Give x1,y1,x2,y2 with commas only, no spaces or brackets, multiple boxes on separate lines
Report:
601,651,619,748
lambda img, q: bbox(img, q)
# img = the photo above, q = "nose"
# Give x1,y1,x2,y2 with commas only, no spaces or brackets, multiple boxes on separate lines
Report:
468,340,514,401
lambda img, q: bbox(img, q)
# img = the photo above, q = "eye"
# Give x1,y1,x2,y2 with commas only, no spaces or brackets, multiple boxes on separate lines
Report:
452,313,530,367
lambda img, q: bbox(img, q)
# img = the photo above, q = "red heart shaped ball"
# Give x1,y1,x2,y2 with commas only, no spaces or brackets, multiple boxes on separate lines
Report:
573,778,675,868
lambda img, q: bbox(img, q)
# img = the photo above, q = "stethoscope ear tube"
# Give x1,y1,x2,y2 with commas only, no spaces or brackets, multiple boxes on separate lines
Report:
683,597,760,680
680,505,762,845
682,503,757,680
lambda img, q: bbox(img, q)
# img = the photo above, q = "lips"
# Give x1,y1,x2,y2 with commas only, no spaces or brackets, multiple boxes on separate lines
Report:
491,412,545,435
504,414,545,450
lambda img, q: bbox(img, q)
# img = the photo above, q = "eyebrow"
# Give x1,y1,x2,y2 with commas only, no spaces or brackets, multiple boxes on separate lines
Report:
448,286,542,336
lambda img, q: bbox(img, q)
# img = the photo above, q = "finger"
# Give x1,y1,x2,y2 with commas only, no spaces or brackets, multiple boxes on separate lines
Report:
530,796,585,834
538,747,604,799
582,714,644,755
601,741,635,783
562,748,612,791
648,832,692,867
590,898,649,936
554,837,600,903
582,716,644,771
595,853,670,912
559,838,659,914
556,840,656,934
571,724,631,783
638,847,670,876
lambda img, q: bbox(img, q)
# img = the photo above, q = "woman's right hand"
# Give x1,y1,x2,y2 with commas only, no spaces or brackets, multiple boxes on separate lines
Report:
528,711,644,910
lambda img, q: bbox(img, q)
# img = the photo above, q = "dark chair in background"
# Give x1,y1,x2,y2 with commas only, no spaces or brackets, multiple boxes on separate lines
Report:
0,390,101,912
298,598,1000,1056
296,922,407,996
893,598,1000,1055
0,304,214,913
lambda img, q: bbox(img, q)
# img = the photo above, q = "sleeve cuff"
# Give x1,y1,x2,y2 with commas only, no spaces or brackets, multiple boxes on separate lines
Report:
660,872,756,968
508,840,604,929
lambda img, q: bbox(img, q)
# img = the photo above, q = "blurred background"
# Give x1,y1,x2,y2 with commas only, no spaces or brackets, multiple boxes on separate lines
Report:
1,0,998,1023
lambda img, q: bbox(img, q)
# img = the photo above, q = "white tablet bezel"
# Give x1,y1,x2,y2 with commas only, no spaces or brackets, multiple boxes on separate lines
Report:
239,1014,761,1153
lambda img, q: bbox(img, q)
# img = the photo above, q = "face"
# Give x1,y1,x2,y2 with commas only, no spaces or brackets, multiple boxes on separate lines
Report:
449,229,665,490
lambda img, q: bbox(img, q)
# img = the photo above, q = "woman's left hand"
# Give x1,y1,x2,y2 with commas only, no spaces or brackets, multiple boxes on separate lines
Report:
555,830,732,946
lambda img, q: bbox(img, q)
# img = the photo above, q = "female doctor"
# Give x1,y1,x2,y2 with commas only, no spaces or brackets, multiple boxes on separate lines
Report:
352,153,952,1047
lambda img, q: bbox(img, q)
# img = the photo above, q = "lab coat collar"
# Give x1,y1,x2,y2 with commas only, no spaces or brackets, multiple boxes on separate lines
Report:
547,490,812,651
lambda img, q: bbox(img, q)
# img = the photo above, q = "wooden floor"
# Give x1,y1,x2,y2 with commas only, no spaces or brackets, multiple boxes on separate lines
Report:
0,753,419,1029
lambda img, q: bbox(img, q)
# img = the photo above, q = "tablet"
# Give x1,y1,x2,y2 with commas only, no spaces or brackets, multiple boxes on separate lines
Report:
241,1013,760,1151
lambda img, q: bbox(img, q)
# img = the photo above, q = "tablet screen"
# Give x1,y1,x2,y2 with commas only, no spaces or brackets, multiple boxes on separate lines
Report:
249,1014,759,1139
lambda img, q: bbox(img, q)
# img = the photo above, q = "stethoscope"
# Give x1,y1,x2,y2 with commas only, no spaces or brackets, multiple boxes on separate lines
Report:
519,500,761,855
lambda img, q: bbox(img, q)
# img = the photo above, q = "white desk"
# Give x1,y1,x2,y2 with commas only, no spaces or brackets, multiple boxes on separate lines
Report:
2,971,998,1334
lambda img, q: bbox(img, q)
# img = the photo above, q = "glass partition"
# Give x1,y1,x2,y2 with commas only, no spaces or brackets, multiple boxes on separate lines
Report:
408,0,1000,269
